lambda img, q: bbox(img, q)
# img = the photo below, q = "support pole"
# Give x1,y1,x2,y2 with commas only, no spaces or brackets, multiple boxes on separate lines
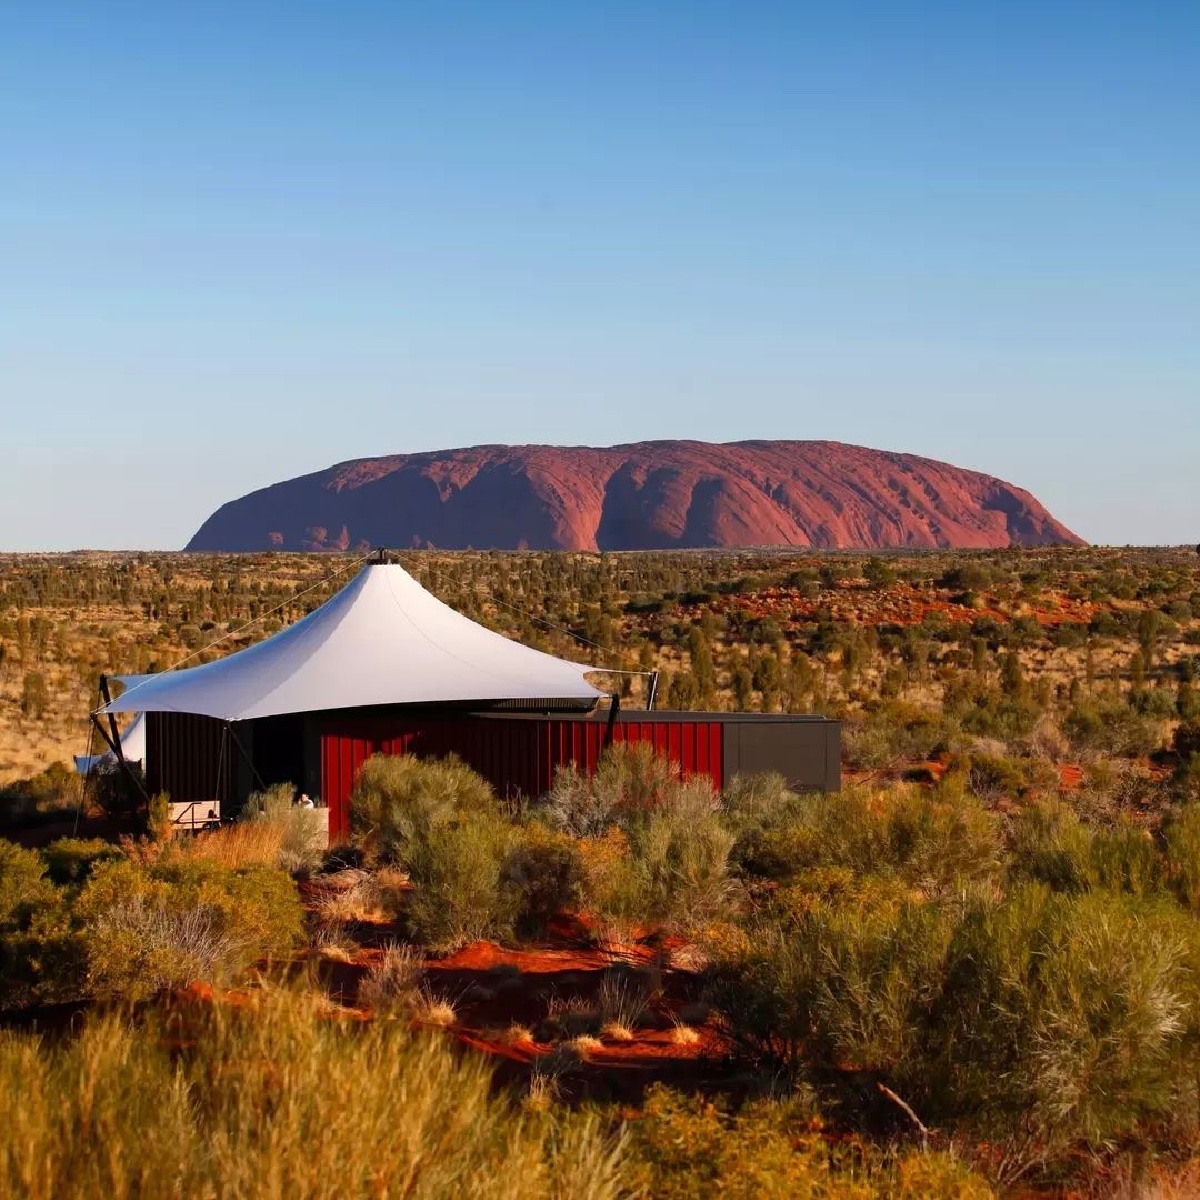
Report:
646,671,661,711
90,713,149,804
604,691,621,749
99,675,125,771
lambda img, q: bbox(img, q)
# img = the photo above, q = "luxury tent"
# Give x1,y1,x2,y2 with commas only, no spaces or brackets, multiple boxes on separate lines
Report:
101,561,606,721
96,556,840,835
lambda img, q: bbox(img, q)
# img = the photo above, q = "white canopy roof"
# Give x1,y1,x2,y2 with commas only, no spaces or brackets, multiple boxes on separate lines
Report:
75,712,146,774
101,563,604,721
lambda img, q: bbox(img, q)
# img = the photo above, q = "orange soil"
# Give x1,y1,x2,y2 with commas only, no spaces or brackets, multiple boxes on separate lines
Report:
297,899,732,1102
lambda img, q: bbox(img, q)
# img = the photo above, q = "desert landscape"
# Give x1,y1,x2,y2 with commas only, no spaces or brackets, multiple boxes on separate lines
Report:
5,2,1195,1194
3,545,1200,1197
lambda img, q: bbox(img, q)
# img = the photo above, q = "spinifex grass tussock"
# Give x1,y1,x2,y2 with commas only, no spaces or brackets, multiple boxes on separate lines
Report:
356,942,423,1011
185,819,285,870
0,994,628,1200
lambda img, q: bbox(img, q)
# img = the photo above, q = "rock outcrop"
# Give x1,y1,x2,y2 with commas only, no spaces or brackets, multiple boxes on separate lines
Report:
186,440,1083,552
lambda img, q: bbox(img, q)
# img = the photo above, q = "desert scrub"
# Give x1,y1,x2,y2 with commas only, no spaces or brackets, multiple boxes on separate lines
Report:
624,1084,995,1200
1009,800,1164,898
732,784,1002,897
74,857,303,999
927,885,1200,1149
39,838,123,885
0,994,628,1200
0,841,79,1008
500,823,586,937
350,752,495,864
357,942,423,1012
708,891,957,1077
403,809,520,951
626,811,735,931
1164,802,1200,910
544,742,692,837
237,781,327,874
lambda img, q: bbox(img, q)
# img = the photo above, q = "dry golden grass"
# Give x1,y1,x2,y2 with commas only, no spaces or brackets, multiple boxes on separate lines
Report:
569,1034,604,1058
669,1021,701,1046
411,989,457,1027
502,1023,536,1046
1137,1160,1200,1200
183,820,284,869
0,991,627,1200
599,1021,634,1042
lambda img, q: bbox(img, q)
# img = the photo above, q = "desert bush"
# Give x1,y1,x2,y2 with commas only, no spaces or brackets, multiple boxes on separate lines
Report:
276,808,328,875
544,742,681,837
240,781,294,821
0,842,57,931
623,812,735,933
500,824,586,937
74,857,303,998
1064,695,1165,758
1164,803,1200,911
709,892,957,1076
1008,800,1094,892
1009,801,1162,898
39,838,123,885
404,811,520,951
0,995,628,1200
928,886,1198,1148
720,771,793,829
842,702,949,769
0,842,78,1008
0,762,81,825
350,753,495,864
732,785,1002,897
147,791,172,841
357,942,424,1012
624,1083,995,1199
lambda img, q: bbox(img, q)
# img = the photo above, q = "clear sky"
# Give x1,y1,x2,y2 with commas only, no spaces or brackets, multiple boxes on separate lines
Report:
2,1,1197,551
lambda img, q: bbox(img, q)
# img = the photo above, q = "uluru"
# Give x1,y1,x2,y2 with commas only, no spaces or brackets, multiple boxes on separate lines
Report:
186,440,1084,552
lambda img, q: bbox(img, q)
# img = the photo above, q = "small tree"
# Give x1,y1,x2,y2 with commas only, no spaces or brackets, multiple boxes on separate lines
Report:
20,670,48,719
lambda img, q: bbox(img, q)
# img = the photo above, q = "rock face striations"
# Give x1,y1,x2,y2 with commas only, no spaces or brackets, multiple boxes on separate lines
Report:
186,440,1083,552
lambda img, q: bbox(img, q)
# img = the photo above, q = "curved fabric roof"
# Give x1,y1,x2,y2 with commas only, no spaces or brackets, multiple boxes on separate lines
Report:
101,564,604,721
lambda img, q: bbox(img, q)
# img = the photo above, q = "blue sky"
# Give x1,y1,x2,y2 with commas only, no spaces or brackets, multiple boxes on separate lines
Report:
2,1,1197,550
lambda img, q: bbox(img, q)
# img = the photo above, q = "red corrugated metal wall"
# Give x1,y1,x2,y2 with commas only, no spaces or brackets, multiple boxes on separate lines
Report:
321,716,724,841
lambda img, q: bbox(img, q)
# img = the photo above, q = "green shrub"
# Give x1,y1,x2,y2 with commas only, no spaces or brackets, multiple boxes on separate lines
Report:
1010,801,1163,898
628,812,735,932
842,702,948,769
732,786,1002,897
544,743,683,837
625,1084,995,1199
350,754,495,864
929,886,1197,1147
40,838,123,886
710,892,957,1076
720,771,793,830
74,857,303,999
0,842,56,931
500,824,586,937
404,811,519,951
147,791,172,841
1064,695,1164,757
1164,802,1200,911
0,842,79,1009
241,781,295,821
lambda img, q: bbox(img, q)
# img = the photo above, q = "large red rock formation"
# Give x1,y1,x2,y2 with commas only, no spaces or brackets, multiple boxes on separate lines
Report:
185,441,1083,552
